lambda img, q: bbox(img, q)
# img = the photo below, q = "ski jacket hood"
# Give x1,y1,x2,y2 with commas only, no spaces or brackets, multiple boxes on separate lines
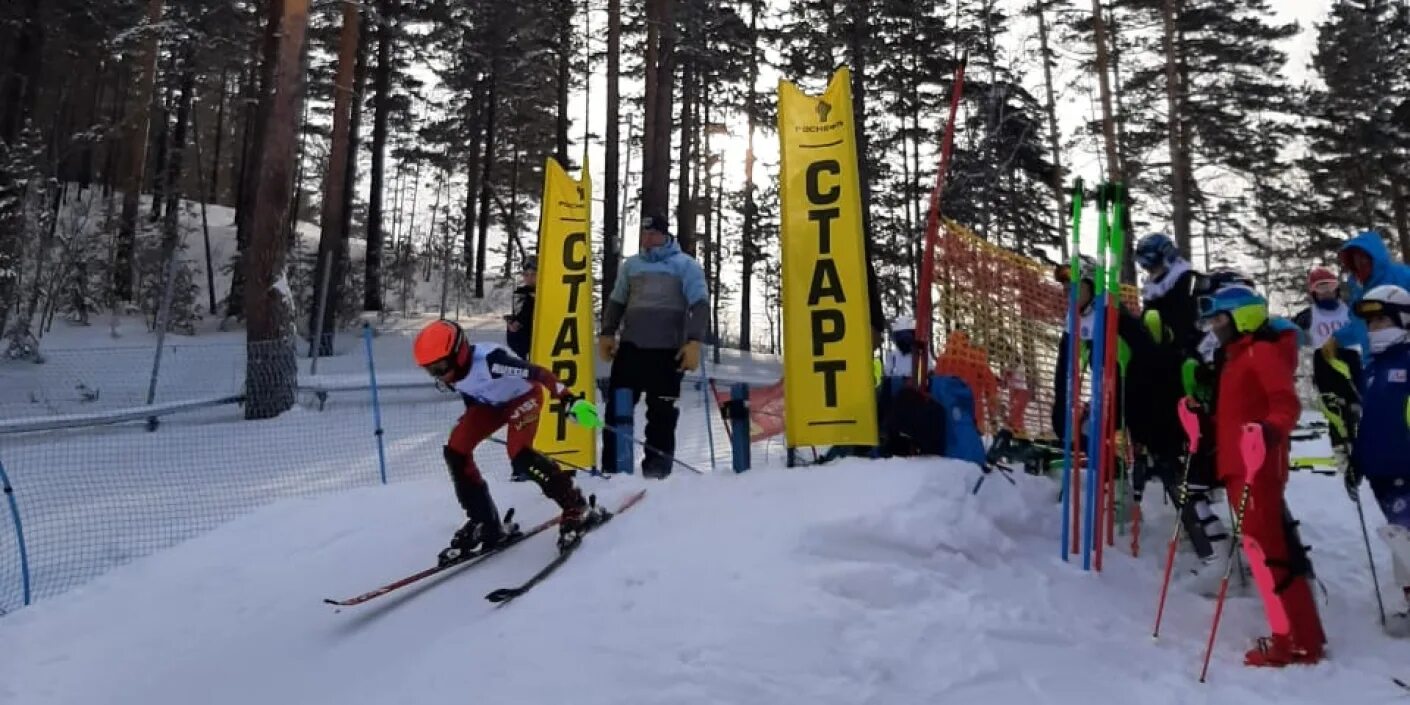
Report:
1340,231,1410,297
641,238,684,263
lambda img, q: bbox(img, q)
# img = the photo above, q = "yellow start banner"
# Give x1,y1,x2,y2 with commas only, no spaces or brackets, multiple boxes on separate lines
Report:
777,67,878,448
531,157,597,470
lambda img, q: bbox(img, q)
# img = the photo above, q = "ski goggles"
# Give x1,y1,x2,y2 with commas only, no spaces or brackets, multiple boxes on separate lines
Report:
1135,251,1162,270
1309,279,1339,296
422,356,457,380
1354,299,1390,320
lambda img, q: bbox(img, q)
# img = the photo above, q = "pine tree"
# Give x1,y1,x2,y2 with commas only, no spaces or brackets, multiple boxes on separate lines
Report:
1302,0,1410,258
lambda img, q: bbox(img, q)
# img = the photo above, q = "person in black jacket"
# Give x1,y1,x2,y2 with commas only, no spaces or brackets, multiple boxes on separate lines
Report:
505,255,537,359
1135,233,1201,358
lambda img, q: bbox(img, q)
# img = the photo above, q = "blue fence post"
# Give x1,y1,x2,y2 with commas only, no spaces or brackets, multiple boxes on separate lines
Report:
614,387,634,474
729,383,751,473
0,456,32,607
700,364,717,472
362,322,389,485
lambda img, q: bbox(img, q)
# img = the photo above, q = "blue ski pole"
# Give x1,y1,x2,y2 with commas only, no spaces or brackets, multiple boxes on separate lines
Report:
363,322,389,485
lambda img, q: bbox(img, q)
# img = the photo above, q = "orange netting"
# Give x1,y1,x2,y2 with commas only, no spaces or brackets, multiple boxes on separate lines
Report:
933,219,1140,441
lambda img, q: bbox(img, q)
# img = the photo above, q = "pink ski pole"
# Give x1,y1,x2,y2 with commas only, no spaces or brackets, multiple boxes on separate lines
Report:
1198,423,1265,683
1152,398,1202,639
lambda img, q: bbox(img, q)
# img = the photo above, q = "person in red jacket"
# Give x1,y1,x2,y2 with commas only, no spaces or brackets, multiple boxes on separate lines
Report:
1199,283,1327,667
413,319,607,561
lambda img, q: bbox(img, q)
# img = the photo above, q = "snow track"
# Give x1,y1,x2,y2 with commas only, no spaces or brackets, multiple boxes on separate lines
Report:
2,453,1408,704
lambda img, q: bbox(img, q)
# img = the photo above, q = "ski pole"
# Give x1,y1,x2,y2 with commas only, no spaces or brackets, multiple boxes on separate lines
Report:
1353,491,1388,627
485,436,596,475
1199,423,1265,683
596,421,705,475
700,360,718,472
1154,398,1201,639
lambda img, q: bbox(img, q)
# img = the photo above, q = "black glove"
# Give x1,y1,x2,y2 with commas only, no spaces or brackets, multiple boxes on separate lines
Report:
1259,421,1282,448
1131,453,1150,501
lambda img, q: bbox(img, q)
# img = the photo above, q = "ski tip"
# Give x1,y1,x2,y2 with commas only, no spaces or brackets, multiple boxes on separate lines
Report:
323,598,345,606
485,588,522,604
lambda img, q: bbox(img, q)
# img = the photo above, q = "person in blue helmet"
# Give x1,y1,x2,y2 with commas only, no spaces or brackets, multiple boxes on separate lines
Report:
1136,232,1202,358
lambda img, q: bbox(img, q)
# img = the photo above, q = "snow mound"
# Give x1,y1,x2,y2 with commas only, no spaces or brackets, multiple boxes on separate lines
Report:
1,459,1407,704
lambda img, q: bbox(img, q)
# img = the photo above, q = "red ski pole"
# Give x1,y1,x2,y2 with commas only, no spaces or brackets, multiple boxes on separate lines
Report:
1153,398,1202,639
1198,423,1266,683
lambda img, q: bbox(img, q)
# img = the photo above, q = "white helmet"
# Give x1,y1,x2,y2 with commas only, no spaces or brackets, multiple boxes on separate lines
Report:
1354,285,1410,328
891,316,916,332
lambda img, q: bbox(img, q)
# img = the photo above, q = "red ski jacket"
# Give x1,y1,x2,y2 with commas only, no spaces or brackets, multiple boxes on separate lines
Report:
1214,327,1301,484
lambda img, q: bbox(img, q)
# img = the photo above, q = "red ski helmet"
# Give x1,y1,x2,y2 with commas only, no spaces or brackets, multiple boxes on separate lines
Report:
413,319,471,382
1307,267,1338,295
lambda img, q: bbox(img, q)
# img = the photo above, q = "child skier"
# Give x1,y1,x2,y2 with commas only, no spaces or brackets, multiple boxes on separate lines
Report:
412,319,607,562
1198,283,1326,666
1136,232,1202,357
1348,285,1410,637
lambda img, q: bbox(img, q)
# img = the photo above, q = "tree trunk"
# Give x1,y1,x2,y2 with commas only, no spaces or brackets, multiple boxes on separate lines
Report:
114,0,167,304
475,76,497,299
555,0,573,167
209,67,228,205
230,4,282,319
245,0,309,420
505,146,521,279
462,76,486,278
364,0,394,311
162,62,193,231
154,51,195,335
1035,1,1068,256
1160,0,1192,259
848,0,883,337
676,61,695,255
150,80,172,223
311,0,359,356
602,0,622,316
0,0,44,340
641,0,675,216
1394,178,1410,262
738,0,758,351
1088,0,1122,184
337,17,369,318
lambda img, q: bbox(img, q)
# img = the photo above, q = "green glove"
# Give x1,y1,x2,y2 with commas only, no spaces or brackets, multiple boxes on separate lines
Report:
568,398,602,429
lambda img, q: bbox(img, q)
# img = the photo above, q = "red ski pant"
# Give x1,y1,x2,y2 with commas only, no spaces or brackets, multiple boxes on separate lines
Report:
447,387,544,485
1224,463,1326,649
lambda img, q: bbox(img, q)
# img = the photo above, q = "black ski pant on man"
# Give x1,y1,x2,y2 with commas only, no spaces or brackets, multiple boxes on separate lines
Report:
602,342,684,477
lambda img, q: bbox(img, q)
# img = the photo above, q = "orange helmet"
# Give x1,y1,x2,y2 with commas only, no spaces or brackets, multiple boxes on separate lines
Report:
413,319,469,381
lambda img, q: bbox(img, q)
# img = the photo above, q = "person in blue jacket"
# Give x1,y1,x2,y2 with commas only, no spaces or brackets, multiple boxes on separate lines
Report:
1338,228,1410,354
1349,284,1410,638
597,213,709,478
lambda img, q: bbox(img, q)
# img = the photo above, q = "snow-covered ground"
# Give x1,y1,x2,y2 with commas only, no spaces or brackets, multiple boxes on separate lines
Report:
2,454,1408,705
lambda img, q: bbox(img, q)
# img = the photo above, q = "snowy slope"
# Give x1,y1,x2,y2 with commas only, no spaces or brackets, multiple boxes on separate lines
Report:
2,456,1408,705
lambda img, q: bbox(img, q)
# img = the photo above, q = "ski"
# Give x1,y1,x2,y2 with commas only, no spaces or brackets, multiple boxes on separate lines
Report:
323,510,561,607
1394,677,1409,693
484,489,648,606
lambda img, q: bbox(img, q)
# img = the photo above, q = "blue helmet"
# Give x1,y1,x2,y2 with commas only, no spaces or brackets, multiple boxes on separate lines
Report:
1135,233,1179,270
1197,283,1268,334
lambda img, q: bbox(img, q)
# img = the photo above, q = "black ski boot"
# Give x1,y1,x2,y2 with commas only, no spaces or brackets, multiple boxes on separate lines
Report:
558,493,610,552
642,454,673,479
511,449,610,551
438,447,518,565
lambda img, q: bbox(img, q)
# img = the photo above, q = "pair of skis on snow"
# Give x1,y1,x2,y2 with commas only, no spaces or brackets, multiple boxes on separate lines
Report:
323,489,647,608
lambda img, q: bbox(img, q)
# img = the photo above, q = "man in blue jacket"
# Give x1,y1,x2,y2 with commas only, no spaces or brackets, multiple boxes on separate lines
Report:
598,213,708,478
1348,284,1410,638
